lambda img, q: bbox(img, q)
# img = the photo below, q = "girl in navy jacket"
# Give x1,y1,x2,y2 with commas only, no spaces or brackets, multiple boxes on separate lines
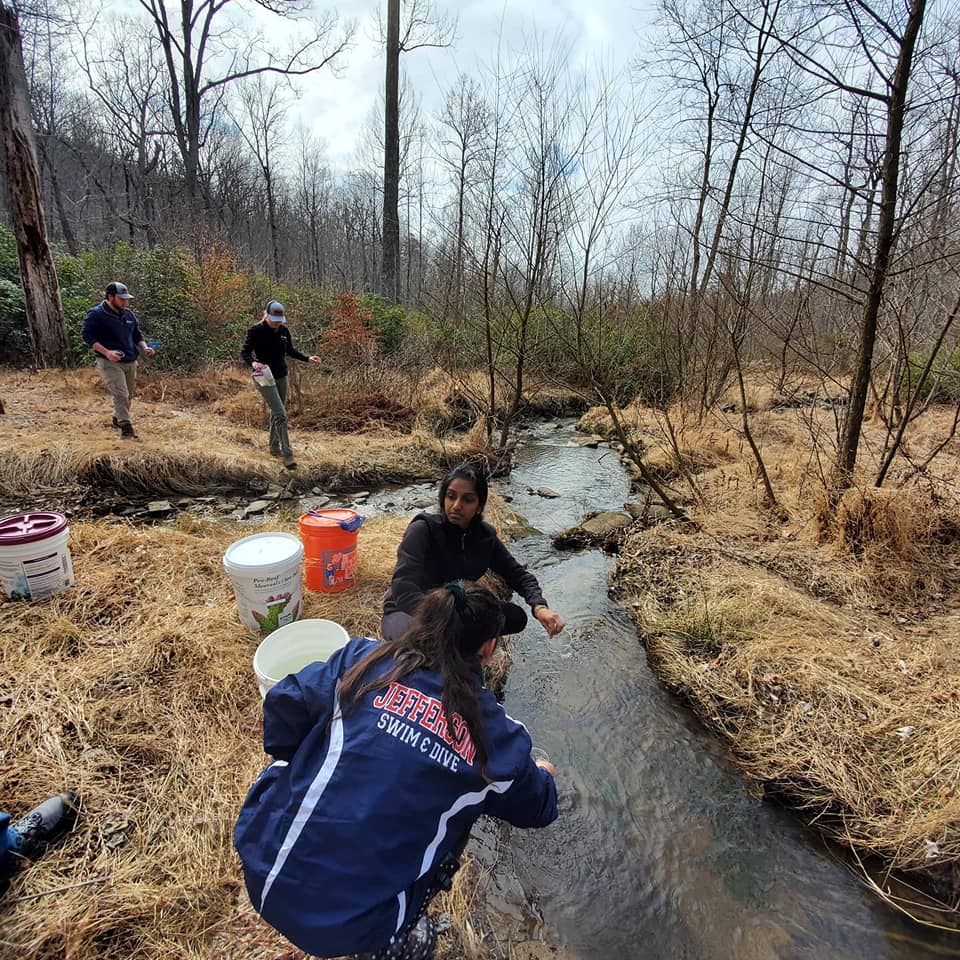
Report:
235,582,558,959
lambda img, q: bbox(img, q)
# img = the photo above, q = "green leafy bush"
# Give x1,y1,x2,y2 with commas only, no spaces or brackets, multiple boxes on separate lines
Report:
0,224,31,364
0,277,29,364
898,346,960,404
0,223,19,284
359,294,409,355
55,253,98,364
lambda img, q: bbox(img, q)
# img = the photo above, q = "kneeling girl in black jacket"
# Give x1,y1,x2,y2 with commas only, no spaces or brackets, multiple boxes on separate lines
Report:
381,463,565,643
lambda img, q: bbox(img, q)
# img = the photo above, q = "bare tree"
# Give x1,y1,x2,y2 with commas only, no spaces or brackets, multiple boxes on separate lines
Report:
78,18,168,246
0,1,65,365
823,0,930,505
291,126,332,285
381,0,455,302
22,0,82,254
228,74,291,278
436,73,489,320
137,0,352,202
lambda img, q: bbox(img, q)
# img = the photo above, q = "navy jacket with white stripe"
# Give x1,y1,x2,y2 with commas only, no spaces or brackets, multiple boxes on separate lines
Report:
234,636,558,957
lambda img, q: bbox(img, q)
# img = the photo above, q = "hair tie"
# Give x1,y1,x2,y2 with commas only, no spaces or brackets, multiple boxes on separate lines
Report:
444,581,467,612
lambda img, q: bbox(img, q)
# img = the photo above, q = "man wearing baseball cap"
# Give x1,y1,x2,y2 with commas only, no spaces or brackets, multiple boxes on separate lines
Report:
240,300,322,469
81,282,155,438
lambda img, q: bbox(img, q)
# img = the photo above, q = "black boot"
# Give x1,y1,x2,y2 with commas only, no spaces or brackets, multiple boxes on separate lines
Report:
9,791,80,861
356,914,437,960
118,421,137,439
403,914,437,960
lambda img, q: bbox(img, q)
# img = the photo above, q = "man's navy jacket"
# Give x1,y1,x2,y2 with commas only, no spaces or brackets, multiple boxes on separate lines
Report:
234,636,558,957
81,301,143,362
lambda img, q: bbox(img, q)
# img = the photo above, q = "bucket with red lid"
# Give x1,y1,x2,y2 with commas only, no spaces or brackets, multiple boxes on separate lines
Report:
0,512,74,600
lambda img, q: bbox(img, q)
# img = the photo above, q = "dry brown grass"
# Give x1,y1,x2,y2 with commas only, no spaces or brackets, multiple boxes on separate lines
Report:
0,365,580,506
0,504,522,959
0,466,537,960
622,542,960,910
0,368,464,502
2,518,300,960
0,364,513,959
608,383,960,923
213,365,419,434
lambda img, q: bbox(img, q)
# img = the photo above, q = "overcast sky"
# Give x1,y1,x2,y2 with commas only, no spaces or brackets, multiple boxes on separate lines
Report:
282,0,660,169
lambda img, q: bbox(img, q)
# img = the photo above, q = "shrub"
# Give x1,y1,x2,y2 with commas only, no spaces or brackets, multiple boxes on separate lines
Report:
0,223,19,284
55,253,99,364
897,346,960,404
0,277,29,364
319,294,378,369
359,293,408,355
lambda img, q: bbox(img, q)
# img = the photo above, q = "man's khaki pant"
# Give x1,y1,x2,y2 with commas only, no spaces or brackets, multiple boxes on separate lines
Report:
96,357,137,423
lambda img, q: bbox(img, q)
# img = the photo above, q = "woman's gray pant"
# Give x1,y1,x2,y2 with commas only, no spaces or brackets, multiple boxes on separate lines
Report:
254,375,291,457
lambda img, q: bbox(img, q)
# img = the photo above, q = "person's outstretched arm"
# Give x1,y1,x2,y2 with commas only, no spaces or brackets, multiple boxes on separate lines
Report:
485,757,558,828
489,537,565,636
283,329,310,362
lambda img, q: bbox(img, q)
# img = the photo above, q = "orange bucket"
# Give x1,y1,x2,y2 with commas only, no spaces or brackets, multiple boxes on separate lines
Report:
299,509,364,593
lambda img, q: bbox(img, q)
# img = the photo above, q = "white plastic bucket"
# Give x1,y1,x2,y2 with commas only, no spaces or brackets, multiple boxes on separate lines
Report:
253,618,350,698
0,512,74,600
222,532,304,635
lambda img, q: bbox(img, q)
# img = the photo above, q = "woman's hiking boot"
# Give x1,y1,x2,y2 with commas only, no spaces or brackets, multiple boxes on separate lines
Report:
355,913,437,960
9,790,80,860
118,421,137,439
283,454,297,469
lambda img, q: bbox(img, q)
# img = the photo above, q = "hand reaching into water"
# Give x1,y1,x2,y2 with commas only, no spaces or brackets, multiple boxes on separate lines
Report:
534,606,565,637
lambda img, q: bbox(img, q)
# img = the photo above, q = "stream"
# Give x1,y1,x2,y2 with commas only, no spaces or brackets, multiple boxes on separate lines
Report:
309,418,959,958
408,420,959,960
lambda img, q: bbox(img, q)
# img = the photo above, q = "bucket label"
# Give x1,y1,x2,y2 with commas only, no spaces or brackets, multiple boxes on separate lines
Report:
0,549,74,600
322,545,357,590
228,567,303,635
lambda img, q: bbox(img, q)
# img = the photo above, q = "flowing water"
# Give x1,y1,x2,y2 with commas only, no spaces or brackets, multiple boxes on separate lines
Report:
481,421,960,960
332,419,960,959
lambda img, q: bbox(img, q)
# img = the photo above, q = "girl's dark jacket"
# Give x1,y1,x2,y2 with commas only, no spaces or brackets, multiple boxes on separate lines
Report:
382,512,548,619
234,636,558,957
240,321,309,379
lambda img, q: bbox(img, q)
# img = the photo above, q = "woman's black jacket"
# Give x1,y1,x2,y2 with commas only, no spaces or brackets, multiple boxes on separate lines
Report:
382,512,547,618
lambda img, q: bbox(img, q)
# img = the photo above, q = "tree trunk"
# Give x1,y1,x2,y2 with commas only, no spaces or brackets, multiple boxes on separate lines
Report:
828,0,928,505
40,137,79,256
0,5,66,366
266,169,281,278
381,0,400,302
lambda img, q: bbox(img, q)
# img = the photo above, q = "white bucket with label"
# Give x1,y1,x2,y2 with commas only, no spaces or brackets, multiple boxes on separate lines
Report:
0,512,74,600
253,618,350,698
222,532,304,635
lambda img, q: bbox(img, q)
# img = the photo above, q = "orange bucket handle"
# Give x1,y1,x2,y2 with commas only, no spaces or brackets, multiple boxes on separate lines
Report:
307,510,363,532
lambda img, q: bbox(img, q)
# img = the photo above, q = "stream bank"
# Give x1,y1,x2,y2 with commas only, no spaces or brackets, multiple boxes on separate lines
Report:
462,418,960,958
4,362,959,956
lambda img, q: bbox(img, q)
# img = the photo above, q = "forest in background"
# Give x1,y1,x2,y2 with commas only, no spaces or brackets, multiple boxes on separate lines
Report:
0,0,958,510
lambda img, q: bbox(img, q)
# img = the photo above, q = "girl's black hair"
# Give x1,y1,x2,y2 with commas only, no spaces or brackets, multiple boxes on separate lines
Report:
339,581,504,778
438,462,489,513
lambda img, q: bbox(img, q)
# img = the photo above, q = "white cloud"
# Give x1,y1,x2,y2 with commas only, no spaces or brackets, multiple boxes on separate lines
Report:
100,0,658,173
286,0,657,171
